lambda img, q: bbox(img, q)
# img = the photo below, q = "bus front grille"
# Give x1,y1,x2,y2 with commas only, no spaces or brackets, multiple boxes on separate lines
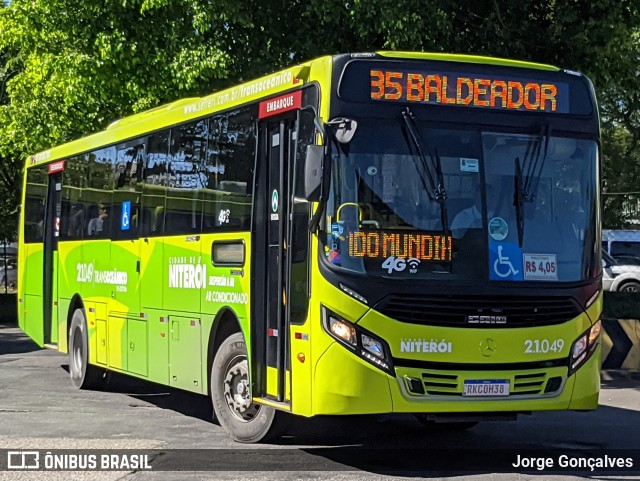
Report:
377,294,581,328
420,371,552,396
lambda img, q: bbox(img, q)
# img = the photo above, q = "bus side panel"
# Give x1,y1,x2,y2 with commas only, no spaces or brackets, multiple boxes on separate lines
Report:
146,309,169,385
22,243,44,346
200,231,252,358
168,315,203,392
57,240,83,352
163,236,202,315
107,316,127,371
140,238,164,310
23,295,44,346
58,297,71,354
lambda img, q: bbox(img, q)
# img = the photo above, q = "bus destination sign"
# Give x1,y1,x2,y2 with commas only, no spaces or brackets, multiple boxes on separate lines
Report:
348,230,452,262
370,69,569,113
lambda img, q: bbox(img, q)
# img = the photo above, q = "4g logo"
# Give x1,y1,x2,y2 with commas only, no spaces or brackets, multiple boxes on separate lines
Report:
381,256,421,274
218,209,231,225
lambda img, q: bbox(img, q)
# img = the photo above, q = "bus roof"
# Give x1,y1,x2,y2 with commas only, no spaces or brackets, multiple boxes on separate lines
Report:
25,51,565,169
374,51,559,71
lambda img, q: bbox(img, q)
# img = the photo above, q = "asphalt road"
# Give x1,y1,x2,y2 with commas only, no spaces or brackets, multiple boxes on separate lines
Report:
1,322,639,480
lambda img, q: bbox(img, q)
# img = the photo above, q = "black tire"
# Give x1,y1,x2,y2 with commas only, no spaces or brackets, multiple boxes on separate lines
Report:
414,414,478,431
211,332,285,443
68,308,104,389
619,281,640,293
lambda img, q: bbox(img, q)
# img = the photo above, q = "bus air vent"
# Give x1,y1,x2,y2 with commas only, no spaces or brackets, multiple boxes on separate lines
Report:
376,295,580,328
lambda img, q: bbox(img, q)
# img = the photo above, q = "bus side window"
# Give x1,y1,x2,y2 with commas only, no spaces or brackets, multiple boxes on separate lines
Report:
164,120,207,236
112,142,145,240
60,155,87,241
23,166,49,243
202,107,256,233
142,131,170,237
86,147,115,239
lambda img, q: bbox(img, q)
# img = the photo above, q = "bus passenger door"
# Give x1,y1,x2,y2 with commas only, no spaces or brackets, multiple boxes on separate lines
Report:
253,114,297,404
43,169,62,345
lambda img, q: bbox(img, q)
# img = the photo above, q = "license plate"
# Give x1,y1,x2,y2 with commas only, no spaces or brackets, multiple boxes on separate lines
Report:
463,380,510,397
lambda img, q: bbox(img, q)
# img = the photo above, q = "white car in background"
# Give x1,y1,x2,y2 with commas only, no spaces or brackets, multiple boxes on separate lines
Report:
603,250,640,292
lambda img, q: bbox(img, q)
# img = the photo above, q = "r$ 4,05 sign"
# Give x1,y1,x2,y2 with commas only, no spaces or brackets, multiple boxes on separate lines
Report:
523,253,557,281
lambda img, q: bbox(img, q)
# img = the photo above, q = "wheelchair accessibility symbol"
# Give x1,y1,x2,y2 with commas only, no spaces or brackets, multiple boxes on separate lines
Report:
121,201,131,231
489,242,523,281
494,245,519,278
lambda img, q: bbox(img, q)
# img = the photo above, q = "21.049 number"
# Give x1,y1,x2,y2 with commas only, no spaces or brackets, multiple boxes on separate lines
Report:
524,339,564,354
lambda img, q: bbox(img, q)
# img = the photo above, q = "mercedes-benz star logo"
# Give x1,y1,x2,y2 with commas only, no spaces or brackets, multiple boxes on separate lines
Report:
479,338,497,357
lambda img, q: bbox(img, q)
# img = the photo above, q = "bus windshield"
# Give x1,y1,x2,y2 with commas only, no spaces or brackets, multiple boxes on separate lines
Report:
322,118,598,283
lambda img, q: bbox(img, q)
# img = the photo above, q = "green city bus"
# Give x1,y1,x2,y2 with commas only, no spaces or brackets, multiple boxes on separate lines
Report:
19,52,602,442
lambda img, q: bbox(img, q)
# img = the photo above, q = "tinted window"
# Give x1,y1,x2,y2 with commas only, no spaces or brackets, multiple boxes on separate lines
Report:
203,108,256,232
24,166,49,243
60,156,88,241
112,142,145,240
142,131,170,236
85,147,115,239
164,120,208,235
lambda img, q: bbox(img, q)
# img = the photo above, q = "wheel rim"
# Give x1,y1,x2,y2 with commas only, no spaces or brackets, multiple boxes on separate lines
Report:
223,354,260,422
622,284,639,293
72,327,83,378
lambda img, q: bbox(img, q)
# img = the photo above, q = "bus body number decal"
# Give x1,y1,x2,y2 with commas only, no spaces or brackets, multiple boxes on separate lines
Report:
524,338,564,354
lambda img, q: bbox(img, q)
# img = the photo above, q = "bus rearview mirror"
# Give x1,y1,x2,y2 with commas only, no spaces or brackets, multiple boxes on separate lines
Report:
303,145,323,202
332,118,358,144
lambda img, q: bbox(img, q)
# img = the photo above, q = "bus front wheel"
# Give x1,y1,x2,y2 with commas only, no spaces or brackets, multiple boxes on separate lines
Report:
68,308,103,389
211,332,284,443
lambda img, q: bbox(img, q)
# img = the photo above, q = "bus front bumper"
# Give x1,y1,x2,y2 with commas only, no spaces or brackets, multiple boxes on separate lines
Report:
312,342,600,415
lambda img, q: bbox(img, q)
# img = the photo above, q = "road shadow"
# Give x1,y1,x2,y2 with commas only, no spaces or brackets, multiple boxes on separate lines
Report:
45,361,640,477
60,366,215,422
0,324,41,355
274,406,640,476
145,408,640,477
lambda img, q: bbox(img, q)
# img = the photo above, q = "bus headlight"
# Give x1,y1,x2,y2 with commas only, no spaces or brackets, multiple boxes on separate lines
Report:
569,320,601,374
322,307,394,375
328,316,357,347
362,334,384,357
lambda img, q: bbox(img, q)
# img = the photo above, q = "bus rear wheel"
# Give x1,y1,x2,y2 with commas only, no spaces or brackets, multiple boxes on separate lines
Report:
68,308,103,389
211,332,284,443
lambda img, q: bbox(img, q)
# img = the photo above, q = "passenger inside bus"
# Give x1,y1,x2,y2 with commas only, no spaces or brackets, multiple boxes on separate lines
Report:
87,203,108,237
67,204,85,238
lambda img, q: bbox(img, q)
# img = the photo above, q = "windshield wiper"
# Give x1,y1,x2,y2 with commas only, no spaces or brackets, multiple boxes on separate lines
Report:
401,107,448,230
523,124,551,201
513,124,551,247
514,157,525,246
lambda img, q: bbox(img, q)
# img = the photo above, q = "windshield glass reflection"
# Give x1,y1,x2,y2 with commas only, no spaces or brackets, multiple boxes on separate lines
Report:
322,118,598,283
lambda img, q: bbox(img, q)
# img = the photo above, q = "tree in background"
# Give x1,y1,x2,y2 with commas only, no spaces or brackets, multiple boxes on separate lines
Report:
0,0,18,243
0,0,232,243
0,0,639,239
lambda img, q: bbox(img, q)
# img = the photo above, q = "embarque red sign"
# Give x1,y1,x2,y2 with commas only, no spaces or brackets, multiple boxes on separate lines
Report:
259,90,302,119
370,69,569,113
48,160,65,174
